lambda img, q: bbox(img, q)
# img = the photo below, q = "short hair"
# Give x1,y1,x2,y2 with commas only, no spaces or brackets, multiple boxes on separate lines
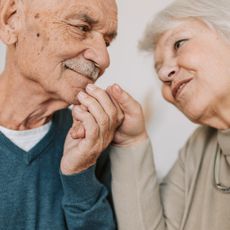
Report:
139,0,230,52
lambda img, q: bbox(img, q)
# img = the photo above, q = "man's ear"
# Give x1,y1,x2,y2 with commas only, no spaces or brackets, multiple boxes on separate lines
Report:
0,0,21,45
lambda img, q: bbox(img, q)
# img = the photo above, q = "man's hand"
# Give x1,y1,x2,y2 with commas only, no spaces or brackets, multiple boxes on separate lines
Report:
60,84,124,175
106,84,148,147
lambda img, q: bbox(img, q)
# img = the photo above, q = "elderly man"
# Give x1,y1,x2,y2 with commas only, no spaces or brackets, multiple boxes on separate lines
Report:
0,0,148,229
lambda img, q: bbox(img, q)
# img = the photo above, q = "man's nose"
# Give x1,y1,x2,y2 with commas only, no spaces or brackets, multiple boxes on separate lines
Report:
83,34,110,74
158,62,179,83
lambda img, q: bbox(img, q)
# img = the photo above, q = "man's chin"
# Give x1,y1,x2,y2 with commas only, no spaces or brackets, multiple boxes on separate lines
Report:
67,95,81,106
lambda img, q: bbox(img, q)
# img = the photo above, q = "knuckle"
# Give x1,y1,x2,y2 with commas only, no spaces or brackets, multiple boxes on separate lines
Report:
99,115,109,127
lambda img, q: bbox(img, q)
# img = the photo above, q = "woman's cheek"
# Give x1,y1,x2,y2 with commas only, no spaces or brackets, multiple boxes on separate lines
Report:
162,85,174,104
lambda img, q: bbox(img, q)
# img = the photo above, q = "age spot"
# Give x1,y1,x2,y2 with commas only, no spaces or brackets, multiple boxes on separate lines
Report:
34,13,40,19
36,33,40,37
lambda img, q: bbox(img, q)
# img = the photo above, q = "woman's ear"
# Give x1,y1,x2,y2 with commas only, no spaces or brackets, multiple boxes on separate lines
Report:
0,0,21,45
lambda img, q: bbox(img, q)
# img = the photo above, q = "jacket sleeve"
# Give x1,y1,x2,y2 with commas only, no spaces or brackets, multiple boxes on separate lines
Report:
110,138,186,230
60,165,116,230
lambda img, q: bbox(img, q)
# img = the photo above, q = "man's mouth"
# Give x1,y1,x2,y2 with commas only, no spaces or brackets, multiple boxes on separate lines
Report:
172,78,192,99
63,60,100,81
64,64,99,81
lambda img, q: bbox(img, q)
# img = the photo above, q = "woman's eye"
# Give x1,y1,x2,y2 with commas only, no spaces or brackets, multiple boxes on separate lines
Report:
174,39,188,51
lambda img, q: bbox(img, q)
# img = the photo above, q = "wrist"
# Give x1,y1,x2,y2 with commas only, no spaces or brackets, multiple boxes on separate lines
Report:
112,132,148,147
60,158,96,175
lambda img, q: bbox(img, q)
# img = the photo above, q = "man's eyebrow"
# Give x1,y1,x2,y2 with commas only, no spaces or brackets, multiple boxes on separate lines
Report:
78,13,98,25
106,31,117,41
80,13,118,40
67,12,117,40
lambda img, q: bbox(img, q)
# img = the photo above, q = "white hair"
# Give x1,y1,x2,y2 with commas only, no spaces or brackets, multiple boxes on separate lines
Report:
139,0,230,51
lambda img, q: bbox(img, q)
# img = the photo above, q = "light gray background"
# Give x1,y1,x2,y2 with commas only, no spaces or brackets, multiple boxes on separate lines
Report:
0,0,196,178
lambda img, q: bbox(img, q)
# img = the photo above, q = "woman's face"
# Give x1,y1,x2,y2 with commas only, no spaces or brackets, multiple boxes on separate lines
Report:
154,19,230,127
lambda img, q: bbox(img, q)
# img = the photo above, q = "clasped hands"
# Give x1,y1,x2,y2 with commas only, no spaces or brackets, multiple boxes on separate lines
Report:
61,84,147,175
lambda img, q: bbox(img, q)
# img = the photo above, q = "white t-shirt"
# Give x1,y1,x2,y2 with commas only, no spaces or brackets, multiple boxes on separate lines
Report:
0,121,52,151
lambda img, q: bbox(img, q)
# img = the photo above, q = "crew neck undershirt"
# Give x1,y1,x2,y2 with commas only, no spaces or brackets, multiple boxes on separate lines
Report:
0,121,52,151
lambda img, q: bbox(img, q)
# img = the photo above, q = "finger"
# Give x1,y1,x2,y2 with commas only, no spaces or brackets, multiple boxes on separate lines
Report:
77,91,110,130
85,84,118,127
72,106,99,142
71,106,86,139
106,86,124,127
107,84,141,116
70,121,85,139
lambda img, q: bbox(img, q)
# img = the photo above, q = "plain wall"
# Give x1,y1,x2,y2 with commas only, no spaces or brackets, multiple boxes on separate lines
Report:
0,0,196,178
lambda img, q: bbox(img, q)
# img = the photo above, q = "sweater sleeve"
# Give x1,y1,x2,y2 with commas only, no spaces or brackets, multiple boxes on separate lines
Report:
60,165,116,230
110,139,186,230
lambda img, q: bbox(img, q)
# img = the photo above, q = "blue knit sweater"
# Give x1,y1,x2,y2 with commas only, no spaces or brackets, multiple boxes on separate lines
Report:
0,109,115,230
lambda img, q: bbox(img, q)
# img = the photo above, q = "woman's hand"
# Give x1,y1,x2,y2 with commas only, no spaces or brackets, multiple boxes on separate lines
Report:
107,84,148,147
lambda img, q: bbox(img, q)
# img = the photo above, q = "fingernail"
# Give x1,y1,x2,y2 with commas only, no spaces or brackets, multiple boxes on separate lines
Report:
86,84,97,91
78,91,87,100
113,84,122,94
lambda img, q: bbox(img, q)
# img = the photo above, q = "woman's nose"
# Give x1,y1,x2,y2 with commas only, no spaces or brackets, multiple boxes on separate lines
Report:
158,64,179,83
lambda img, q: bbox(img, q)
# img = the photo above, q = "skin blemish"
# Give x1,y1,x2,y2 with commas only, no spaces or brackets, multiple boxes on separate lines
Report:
36,33,40,37
34,13,40,19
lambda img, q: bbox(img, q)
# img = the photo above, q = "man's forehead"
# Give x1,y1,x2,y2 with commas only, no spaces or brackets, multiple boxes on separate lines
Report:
25,0,117,34
27,0,117,22
28,0,117,12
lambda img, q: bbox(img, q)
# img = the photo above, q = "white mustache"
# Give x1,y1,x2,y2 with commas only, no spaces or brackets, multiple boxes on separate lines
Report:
64,58,100,81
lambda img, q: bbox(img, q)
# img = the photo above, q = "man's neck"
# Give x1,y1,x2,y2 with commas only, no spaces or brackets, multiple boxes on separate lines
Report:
0,73,68,130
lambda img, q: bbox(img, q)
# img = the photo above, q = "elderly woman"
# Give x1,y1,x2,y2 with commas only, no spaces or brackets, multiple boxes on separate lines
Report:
110,0,230,229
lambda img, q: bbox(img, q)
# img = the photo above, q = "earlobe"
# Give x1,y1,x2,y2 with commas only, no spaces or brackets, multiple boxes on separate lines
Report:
0,0,20,45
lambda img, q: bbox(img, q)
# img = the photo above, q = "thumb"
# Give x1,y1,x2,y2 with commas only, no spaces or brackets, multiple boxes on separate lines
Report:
107,84,139,115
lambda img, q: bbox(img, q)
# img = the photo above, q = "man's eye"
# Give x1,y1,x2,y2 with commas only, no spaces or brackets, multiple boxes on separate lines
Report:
105,40,110,47
78,25,91,32
174,39,188,50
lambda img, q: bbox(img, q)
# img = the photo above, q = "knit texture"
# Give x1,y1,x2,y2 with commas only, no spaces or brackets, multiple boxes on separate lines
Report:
0,108,115,230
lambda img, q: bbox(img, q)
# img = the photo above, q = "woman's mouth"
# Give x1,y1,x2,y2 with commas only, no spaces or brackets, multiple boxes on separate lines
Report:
172,78,192,99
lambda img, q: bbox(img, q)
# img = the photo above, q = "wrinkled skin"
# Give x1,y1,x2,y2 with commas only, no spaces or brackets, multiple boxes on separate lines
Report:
0,0,148,174
62,84,147,174
155,19,230,129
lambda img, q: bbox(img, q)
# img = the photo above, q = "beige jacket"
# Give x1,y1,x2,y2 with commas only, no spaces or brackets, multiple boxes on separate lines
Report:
110,126,230,230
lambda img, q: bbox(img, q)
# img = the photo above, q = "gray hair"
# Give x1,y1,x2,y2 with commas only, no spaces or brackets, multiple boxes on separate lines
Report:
139,0,230,52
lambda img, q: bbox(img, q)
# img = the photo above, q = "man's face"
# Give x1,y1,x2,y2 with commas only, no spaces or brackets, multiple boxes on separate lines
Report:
14,0,117,104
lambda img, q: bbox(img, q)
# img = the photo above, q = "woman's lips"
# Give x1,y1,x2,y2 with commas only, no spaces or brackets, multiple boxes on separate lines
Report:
172,78,192,99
